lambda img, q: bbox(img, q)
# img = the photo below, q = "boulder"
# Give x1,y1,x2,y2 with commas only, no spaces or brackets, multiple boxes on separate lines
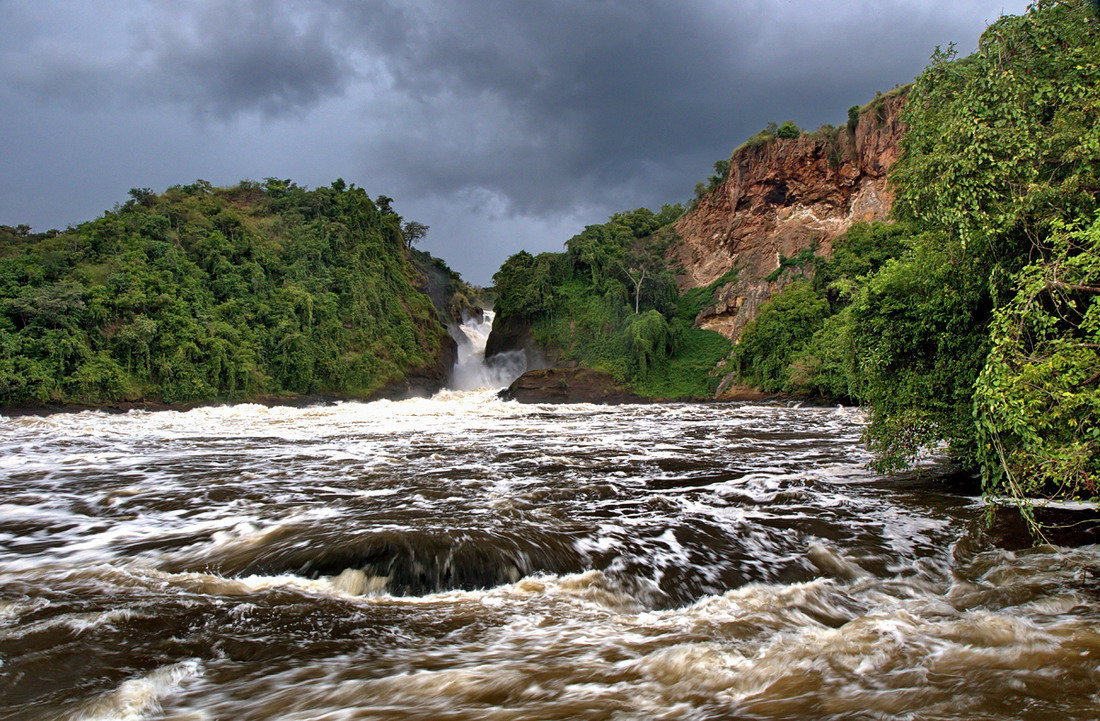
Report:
500,368,655,404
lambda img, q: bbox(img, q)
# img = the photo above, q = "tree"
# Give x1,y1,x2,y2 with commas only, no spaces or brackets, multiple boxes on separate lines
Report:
864,0,1100,491
0,179,450,407
375,195,395,215
849,237,991,472
733,280,829,392
709,159,730,188
127,188,156,207
618,262,649,314
492,251,556,318
402,221,429,247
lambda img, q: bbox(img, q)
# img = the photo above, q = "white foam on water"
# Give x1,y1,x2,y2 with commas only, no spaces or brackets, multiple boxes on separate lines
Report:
0,607,145,644
177,569,392,598
48,545,1097,721
3,394,1098,719
154,547,1099,719
67,659,202,721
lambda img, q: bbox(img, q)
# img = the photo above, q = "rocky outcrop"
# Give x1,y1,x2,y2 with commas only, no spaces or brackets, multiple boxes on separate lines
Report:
484,314,550,370
669,90,907,341
500,368,654,404
713,382,781,402
412,250,486,324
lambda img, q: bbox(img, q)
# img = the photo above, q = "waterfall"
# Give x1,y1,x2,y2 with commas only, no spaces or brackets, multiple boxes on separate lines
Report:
449,309,527,390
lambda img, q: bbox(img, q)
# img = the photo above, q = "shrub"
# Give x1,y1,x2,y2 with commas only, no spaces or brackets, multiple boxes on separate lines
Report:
813,222,911,303
973,219,1100,501
776,121,801,139
788,305,857,400
733,280,829,392
847,105,861,134
848,236,992,472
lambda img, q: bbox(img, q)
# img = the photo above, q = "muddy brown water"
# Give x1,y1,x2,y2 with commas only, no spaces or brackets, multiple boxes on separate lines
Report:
0,393,1097,720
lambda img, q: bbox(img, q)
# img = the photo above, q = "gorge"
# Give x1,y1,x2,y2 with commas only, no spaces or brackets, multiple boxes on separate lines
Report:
485,0,1098,504
0,2,1097,719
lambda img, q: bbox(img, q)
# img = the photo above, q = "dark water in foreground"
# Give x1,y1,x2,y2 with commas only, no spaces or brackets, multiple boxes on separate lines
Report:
0,394,1097,720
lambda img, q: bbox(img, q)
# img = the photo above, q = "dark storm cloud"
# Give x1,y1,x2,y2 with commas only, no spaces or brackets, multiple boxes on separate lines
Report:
2,0,350,118
315,0,1023,216
329,0,757,213
143,1,352,119
0,0,1030,282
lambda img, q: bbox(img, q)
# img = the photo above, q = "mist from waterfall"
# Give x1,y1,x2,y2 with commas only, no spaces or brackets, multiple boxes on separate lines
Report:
449,309,527,390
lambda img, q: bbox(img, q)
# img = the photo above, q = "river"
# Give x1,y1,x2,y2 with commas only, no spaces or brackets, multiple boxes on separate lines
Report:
0,316,1097,720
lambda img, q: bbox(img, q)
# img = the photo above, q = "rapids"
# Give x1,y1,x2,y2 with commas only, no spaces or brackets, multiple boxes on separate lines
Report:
0,319,1097,719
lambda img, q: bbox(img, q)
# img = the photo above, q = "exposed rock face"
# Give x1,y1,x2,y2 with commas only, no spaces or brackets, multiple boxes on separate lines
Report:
669,91,907,341
396,256,461,398
500,368,653,404
484,314,552,370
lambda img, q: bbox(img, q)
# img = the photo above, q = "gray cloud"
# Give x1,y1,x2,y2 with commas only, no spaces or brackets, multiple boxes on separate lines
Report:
0,0,1031,283
143,1,352,119
322,0,1028,217
1,0,350,118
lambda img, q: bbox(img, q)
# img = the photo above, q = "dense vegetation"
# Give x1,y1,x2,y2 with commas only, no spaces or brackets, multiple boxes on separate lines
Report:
0,180,452,406
730,0,1099,503
492,205,733,397
730,221,911,397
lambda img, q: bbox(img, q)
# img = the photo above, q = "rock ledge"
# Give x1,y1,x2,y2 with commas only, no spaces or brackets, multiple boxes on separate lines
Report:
500,368,654,404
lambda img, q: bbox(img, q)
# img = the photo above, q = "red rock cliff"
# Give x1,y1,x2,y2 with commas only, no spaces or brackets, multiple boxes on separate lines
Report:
669,90,907,341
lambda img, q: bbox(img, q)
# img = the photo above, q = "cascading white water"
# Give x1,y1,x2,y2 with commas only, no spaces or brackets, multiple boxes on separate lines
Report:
449,309,528,390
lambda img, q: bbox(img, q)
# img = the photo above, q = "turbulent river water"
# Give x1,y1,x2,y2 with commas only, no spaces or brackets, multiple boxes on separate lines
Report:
1,323,1098,720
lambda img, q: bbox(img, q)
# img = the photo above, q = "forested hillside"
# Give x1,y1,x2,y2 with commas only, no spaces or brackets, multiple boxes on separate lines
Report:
490,205,734,398
0,179,455,407
731,0,1099,502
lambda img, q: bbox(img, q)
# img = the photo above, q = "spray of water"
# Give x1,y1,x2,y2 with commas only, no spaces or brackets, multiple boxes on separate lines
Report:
449,309,527,390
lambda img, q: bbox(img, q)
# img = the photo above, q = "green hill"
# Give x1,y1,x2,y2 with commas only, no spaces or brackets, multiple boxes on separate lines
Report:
0,179,459,408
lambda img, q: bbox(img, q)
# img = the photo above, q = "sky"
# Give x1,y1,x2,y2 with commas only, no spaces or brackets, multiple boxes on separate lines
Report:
0,0,1030,285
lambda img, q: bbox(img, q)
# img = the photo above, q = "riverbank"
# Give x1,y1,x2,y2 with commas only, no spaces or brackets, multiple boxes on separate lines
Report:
0,394,346,418
499,367,791,405
0,376,448,418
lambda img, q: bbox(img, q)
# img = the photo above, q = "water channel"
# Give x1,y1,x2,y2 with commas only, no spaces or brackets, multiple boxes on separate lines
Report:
0,316,1097,720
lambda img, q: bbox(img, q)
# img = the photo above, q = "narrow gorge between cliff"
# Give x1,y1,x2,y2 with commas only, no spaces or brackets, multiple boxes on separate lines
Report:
448,310,528,393
0,328,1097,720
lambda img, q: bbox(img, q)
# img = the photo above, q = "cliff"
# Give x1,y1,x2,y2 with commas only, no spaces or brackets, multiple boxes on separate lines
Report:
669,90,907,341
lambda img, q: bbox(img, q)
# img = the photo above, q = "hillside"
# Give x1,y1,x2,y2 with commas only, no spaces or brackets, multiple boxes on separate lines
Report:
489,0,1099,503
0,179,463,409
729,0,1099,502
484,86,910,400
487,205,735,399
